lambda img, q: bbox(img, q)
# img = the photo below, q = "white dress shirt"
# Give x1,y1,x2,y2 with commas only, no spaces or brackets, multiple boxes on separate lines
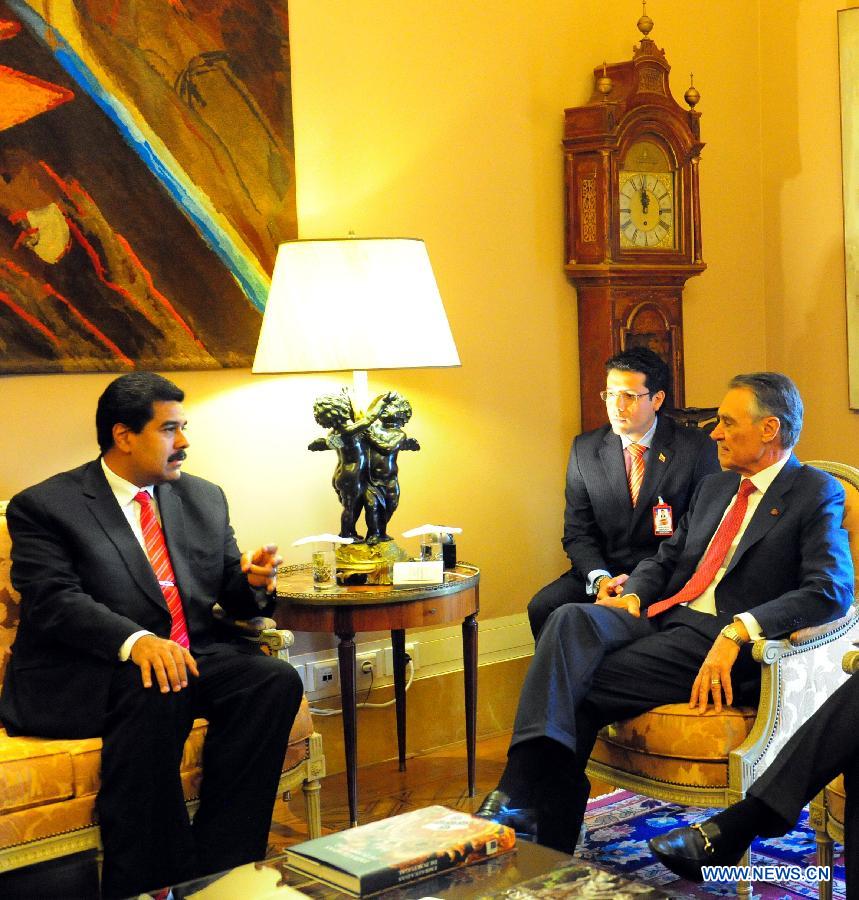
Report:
686,454,791,639
100,458,157,660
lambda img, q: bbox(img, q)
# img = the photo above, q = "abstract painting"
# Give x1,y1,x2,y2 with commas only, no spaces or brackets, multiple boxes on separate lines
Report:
839,7,859,409
0,0,295,373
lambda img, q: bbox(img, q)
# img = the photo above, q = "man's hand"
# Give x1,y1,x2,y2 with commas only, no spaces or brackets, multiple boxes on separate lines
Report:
595,576,640,617
130,634,198,693
689,622,749,713
595,574,628,602
242,544,282,593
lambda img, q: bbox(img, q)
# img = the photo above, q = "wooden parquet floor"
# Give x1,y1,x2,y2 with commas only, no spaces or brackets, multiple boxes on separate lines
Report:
267,731,613,854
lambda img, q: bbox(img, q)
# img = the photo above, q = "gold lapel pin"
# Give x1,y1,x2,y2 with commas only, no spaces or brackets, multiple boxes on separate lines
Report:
658,452,666,462
770,508,780,516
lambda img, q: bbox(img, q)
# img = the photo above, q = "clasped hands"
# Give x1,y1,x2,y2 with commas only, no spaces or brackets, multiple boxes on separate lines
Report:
595,574,747,713
131,544,281,693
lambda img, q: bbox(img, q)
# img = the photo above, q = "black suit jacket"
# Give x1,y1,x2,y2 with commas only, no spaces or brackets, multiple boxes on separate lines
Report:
562,416,719,580
0,460,270,738
624,454,855,638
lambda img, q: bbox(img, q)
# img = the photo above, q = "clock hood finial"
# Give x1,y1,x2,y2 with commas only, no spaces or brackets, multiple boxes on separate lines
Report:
684,73,701,109
596,61,613,99
637,0,654,39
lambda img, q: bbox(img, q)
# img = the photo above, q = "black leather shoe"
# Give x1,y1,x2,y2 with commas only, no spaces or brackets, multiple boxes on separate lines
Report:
475,789,537,839
649,821,744,882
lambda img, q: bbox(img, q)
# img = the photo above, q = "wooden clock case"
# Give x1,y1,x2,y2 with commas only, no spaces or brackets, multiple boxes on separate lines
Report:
563,24,705,430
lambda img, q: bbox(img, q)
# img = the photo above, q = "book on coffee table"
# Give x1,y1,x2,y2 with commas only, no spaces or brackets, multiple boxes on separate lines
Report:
285,805,515,896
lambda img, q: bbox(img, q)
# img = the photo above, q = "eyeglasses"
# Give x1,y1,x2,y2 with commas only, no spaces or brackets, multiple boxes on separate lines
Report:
600,390,652,406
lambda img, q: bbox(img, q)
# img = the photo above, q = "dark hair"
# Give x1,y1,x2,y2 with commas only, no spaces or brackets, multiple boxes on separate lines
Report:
96,373,184,453
728,372,803,449
605,347,671,399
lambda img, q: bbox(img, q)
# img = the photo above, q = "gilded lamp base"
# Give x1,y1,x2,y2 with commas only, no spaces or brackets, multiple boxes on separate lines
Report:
336,541,409,586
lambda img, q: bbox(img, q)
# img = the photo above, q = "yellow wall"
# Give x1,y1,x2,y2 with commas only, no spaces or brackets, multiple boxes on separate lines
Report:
760,0,859,463
0,0,846,641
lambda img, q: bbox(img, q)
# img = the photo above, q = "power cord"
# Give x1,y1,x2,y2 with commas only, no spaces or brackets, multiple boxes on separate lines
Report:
309,653,415,717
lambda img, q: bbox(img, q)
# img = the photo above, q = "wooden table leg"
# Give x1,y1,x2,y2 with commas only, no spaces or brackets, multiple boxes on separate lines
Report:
462,613,478,797
337,632,359,826
391,628,407,771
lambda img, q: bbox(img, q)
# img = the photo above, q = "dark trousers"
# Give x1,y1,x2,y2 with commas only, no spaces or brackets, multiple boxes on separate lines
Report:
511,602,759,846
97,643,303,899
527,569,589,638
748,671,859,897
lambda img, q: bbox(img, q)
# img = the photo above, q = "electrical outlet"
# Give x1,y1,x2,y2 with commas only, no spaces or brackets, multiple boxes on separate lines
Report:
291,663,307,693
355,650,382,691
383,641,419,677
309,659,340,697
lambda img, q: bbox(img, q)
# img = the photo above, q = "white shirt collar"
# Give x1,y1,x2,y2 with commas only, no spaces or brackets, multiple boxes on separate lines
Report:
100,457,154,507
744,453,791,495
619,414,659,450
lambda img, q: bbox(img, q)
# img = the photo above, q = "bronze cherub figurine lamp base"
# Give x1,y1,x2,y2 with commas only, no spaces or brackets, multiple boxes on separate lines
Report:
309,389,419,584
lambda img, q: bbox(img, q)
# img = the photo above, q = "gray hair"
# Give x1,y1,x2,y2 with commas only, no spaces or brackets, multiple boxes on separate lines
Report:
729,372,803,449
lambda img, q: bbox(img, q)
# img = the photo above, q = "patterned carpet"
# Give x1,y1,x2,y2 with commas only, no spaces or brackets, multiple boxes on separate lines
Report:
581,790,845,899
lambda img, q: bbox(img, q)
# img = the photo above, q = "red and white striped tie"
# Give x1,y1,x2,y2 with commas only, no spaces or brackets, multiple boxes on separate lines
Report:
628,443,646,507
134,490,190,648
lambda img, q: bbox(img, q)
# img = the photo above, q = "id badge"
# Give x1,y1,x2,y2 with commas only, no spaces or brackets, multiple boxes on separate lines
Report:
653,496,673,536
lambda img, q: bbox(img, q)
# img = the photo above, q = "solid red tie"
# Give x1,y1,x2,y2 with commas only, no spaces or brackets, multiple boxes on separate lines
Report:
628,443,646,507
134,490,190,648
646,479,757,619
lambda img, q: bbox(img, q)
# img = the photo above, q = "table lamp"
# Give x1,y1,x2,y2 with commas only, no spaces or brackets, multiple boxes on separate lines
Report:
253,237,460,574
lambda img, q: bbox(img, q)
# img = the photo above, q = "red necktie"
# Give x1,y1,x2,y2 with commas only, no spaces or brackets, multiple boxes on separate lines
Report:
646,479,757,619
134,490,190,648
628,443,646,507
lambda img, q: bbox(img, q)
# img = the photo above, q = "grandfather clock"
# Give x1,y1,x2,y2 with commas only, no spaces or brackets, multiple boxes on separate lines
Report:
564,8,705,430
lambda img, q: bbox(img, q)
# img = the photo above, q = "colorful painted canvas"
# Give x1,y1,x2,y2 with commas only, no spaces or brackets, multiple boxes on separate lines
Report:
0,0,295,373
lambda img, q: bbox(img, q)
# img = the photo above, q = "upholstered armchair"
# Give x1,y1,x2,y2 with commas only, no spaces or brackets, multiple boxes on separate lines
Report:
810,645,859,900
586,460,859,899
0,500,325,880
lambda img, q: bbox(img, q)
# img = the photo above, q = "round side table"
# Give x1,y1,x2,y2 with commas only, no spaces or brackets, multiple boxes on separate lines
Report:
273,563,480,826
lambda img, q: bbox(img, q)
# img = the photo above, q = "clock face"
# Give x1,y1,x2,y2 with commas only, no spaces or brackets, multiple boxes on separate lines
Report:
618,171,675,249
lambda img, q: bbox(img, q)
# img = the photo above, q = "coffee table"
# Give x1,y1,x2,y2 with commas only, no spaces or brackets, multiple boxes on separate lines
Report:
157,840,570,898
161,840,672,898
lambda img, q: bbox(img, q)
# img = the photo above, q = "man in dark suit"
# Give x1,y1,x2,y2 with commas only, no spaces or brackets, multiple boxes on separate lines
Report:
0,373,303,899
479,372,853,854
649,670,859,893
528,347,719,637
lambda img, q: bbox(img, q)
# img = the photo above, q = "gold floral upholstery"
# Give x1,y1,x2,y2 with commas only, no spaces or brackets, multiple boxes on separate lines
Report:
0,500,325,877
587,461,859,898
591,703,757,789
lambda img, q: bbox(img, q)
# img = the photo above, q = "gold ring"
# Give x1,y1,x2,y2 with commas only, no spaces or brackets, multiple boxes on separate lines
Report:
711,678,721,685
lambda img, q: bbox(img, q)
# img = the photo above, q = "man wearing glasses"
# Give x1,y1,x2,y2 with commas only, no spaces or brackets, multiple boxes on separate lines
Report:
527,346,719,637
479,372,853,855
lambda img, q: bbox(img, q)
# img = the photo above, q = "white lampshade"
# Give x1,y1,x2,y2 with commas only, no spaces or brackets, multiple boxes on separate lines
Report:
252,238,460,373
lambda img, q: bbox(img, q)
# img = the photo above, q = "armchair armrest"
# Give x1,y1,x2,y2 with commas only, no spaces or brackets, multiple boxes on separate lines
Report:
734,604,859,794
211,604,295,660
752,609,859,664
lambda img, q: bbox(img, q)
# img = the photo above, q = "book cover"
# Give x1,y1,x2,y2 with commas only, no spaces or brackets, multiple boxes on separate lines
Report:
285,805,516,896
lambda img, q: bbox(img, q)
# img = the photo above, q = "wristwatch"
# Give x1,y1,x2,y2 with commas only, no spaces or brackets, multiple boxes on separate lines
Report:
720,623,746,646
593,575,609,594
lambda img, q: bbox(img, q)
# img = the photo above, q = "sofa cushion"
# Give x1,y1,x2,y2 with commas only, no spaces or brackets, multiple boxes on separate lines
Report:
592,702,757,788
1,694,313,818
